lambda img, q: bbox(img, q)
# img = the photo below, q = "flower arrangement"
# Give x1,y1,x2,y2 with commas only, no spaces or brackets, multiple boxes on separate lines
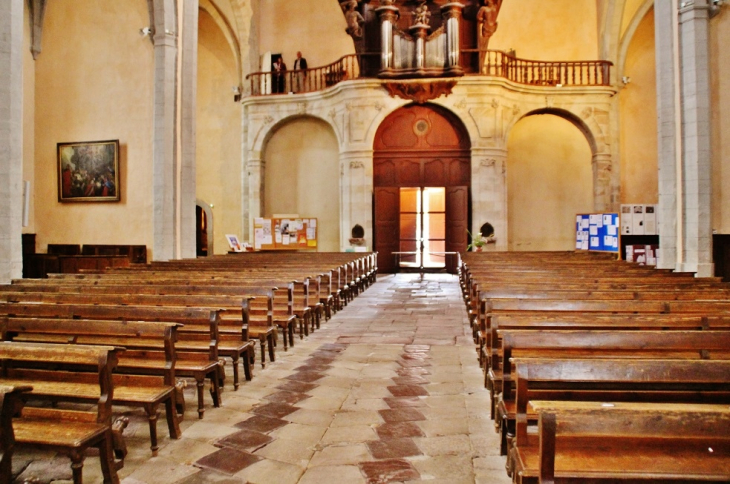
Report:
467,229,496,251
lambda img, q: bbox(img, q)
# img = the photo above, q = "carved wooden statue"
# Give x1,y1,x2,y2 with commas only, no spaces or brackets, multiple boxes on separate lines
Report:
414,2,430,26
477,0,502,43
342,0,365,38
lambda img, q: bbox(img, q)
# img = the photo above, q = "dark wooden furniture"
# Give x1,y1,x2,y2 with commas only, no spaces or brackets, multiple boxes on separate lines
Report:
514,401,730,484
0,342,127,484
0,317,183,452
0,384,32,482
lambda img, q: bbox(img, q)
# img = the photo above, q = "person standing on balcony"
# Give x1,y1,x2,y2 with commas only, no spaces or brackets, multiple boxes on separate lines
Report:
293,52,308,93
272,56,287,93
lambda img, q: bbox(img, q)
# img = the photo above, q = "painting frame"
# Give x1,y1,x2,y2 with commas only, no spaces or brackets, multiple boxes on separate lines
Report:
57,139,120,202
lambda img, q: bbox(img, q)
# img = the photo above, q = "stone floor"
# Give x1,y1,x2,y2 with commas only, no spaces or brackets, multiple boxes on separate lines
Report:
12,273,512,484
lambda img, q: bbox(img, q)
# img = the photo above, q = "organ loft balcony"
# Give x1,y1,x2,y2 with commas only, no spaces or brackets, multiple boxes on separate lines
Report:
244,0,612,101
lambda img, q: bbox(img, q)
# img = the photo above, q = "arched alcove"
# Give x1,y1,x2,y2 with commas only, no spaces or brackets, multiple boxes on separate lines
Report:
263,116,341,251
507,113,593,250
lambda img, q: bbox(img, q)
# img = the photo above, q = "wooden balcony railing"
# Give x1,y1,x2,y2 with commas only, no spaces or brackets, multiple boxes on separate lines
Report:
246,53,380,96
469,49,612,87
244,50,612,97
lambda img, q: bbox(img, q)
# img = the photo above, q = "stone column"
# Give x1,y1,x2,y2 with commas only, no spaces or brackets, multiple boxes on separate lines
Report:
246,158,265,242
679,0,713,276
341,151,373,250
654,0,679,270
0,0,23,283
179,0,198,259
471,148,507,251
152,0,178,261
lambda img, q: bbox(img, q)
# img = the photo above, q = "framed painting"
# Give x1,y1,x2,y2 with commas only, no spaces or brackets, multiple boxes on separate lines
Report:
57,139,120,202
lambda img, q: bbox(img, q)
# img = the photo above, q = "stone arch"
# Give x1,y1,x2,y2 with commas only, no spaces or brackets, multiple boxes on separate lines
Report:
617,0,654,81
199,0,243,87
510,106,615,211
251,112,341,157
519,107,600,156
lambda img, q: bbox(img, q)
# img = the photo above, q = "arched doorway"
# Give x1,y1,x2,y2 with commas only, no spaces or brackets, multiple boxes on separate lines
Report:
373,104,471,273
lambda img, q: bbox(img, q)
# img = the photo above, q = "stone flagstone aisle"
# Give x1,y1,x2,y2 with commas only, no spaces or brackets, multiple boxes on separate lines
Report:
12,273,511,484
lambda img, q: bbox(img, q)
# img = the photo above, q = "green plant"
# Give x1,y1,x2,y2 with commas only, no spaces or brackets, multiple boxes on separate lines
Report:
467,230,486,251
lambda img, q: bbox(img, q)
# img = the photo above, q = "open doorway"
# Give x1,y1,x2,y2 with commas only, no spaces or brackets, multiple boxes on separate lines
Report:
398,187,446,270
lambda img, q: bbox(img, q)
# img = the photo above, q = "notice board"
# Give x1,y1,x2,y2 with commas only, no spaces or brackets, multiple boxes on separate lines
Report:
575,213,620,254
254,217,317,250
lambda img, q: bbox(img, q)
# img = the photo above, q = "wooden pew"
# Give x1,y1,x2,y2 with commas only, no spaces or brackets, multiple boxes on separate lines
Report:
514,401,730,484
492,330,730,453
505,358,730,477
0,384,32,482
0,342,127,484
0,303,226,419
0,317,183,452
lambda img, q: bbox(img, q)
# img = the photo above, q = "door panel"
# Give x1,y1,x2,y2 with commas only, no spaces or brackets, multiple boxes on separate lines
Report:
374,187,400,273
445,186,469,273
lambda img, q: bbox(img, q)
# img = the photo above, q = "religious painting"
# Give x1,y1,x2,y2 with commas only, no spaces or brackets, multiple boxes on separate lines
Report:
57,139,120,202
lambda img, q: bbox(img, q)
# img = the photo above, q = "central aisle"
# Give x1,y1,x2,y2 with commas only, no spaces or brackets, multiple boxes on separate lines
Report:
19,274,511,483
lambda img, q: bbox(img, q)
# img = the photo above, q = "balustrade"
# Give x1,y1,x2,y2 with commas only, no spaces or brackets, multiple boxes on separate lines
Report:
244,50,612,97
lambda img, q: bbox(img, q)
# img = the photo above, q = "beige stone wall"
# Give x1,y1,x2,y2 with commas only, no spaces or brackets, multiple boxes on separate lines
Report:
619,8,657,205
263,117,341,252
710,9,730,234
506,114,594,251
197,10,244,255
22,3,35,234
490,0,599,60
258,0,353,71
33,0,154,252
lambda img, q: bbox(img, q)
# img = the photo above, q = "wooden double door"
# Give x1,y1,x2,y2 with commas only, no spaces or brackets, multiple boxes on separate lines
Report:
373,104,471,273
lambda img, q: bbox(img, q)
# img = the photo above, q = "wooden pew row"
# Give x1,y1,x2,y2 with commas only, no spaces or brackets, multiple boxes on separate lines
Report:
492,329,730,455
0,303,227,419
0,384,32,483
0,317,183,452
1,277,283,363
0,342,128,484
484,313,730,389
46,267,317,328
474,299,730,372
515,401,730,484
506,358,730,481
40,270,317,340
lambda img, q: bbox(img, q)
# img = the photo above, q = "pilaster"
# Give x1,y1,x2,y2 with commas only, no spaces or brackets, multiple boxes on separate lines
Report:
592,152,613,212
340,151,374,250
471,148,507,251
246,158,265,243
679,0,714,276
179,0,198,259
0,0,24,283
152,0,178,261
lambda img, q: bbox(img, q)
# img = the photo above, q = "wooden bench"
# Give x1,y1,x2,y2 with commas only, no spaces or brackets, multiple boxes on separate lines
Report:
514,401,730,484
0,317,183,452
505,358,730,477
492,329,730,452
0,302,226,419
0,342,128,484
0,384,32,483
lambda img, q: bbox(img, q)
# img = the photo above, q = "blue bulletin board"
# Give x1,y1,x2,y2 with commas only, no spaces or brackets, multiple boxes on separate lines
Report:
576,213,620,254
